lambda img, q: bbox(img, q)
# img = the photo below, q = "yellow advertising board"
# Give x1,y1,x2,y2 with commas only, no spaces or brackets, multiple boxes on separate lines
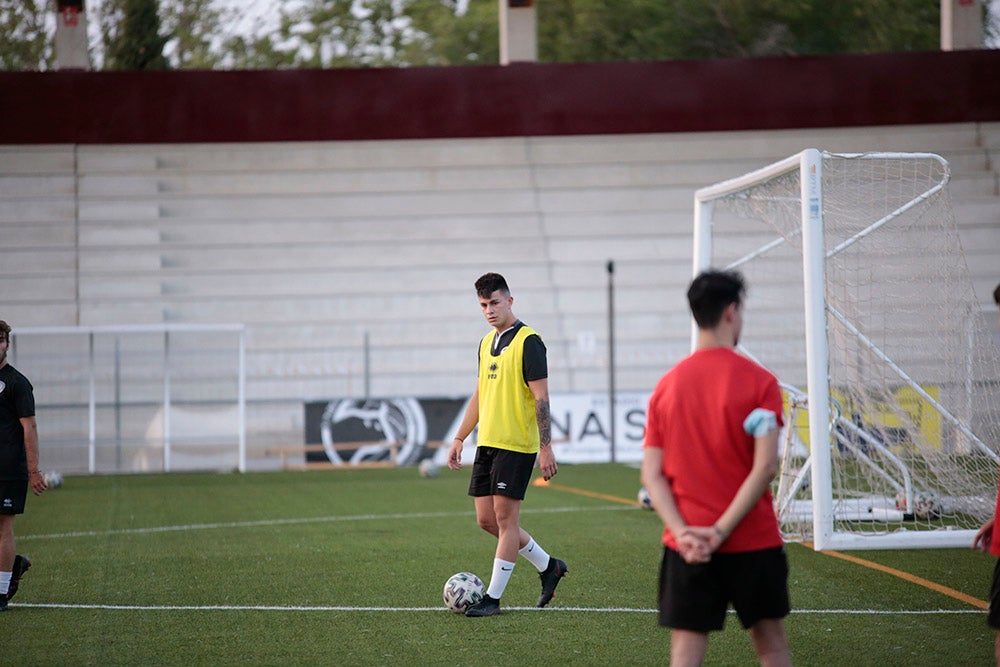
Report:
782,385,942,452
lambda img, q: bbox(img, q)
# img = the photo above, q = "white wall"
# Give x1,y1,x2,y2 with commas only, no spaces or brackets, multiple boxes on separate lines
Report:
2,123,998,447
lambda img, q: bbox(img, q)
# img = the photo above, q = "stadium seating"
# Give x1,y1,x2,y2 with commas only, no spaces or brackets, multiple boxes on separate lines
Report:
1,122,998,453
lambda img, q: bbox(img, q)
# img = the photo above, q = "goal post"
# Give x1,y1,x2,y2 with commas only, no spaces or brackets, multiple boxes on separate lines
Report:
11,323,247,475
693,149,1000,550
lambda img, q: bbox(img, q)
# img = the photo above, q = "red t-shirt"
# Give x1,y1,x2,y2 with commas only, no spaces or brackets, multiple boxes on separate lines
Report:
645,347,785,553
991,470,1000,556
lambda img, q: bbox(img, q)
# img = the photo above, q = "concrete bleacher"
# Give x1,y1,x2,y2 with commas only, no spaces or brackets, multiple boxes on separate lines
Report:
1,123,998,452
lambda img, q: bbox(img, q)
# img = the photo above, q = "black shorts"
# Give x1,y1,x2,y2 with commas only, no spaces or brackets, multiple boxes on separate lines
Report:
659,545,790,632
0,479,28,515
988,558,1000,628
467,446,537,500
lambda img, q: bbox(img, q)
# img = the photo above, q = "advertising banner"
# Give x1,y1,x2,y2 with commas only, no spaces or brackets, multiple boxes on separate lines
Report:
304,391,652,467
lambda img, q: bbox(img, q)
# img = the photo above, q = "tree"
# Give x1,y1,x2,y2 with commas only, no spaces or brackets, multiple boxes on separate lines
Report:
262,0,426,69
404,0,499,66
536,0,941,63
0,0,52,70
160,0,228,69
104,0,169,70
0,0,989,72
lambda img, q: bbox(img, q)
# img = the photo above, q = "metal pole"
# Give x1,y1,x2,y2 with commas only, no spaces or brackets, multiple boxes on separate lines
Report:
88,332,96,473
607,260,616,464
114,336,122,471
364,330,371,399
163,331,171,472
238,328,246,473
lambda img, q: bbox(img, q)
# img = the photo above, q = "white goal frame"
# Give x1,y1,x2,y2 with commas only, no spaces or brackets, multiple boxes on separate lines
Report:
693,148,997,550
13,323,247,474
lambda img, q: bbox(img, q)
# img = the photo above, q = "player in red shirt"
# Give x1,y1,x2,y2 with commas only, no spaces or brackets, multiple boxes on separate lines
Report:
972,282,1000,665
642,269,791,666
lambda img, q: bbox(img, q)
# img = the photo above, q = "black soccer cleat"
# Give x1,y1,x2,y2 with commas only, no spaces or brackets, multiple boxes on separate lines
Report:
6,554,31,601
464,594,501,617
537,557,567,608
0,595,7,611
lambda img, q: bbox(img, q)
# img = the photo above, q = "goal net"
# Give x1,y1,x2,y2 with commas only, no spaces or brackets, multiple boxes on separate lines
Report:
693,149,1000,550
12,324,247,475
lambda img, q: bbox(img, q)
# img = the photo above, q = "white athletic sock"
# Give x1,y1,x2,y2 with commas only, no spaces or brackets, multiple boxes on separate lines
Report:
0,571,10,596
519,537,551,572
485,558,516,599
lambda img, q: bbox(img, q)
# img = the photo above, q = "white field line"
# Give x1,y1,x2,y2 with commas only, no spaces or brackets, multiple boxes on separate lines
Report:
10,602,982,615
17,505,986,617
20,504,632,541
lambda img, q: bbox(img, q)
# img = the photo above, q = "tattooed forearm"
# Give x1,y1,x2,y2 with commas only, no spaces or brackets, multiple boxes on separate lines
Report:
536,399,551,448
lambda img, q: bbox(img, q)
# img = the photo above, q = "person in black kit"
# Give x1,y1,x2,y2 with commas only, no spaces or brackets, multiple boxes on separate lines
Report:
0,320,46,611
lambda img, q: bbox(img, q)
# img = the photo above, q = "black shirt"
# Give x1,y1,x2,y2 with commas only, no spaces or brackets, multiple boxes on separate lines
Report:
0,363,35,481
481,321,548,383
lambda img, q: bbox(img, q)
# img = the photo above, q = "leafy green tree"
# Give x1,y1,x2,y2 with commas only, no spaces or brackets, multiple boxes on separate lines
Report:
0,0,52,70
104,0,169,70
404,0,499,66
269,0,438,68
0,0,987,72
254,0,497,69
536,0,940,63
160,0,228,69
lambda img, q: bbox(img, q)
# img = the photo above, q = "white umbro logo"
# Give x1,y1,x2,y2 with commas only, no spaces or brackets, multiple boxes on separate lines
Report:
0,380,5,395
497,482,507,490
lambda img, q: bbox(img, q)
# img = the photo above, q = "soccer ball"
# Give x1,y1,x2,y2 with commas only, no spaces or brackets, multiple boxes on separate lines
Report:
43,470,63,489
913,490,942,519
895,490,942,519
443,572,484,613
418,459,439,478
637,486,653,510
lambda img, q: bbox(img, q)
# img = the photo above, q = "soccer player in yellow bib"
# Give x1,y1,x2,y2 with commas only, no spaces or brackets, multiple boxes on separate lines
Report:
447,273,567,617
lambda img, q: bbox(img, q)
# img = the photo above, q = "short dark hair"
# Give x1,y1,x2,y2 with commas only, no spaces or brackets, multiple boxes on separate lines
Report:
0,320,9,342
687,270,746,328
475,273,510,299
994,283,1000,306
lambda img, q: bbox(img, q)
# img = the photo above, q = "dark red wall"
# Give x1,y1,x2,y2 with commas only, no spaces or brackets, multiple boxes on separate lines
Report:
1,50,998,145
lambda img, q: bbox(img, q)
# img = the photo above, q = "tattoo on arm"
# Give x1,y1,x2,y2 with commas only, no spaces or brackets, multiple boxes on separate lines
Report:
536,399,551,448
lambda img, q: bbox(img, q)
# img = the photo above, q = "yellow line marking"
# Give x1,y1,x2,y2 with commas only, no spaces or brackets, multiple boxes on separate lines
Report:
534,479,987,610
802,542,988,610
533,477,641,506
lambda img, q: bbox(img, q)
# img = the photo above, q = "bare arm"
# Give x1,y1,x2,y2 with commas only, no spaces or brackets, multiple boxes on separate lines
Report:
646,430,779,561
447,389,479,470
22,415,46,495
641,447,710,563
528,378,557,480
974,517,995,552
712,429,780,539
640,447,687,536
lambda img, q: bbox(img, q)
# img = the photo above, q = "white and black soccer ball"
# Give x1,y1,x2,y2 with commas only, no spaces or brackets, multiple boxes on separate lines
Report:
637,486,654,510
895,490,942,519
418,459,439,478
913,490,942,520
443,572,484,613
43,470,63,489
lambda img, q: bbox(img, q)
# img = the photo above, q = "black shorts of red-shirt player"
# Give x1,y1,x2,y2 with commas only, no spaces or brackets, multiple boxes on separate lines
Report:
659,545,791,632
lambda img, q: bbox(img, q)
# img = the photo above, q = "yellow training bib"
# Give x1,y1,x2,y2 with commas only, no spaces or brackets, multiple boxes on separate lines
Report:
476,326,540,454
